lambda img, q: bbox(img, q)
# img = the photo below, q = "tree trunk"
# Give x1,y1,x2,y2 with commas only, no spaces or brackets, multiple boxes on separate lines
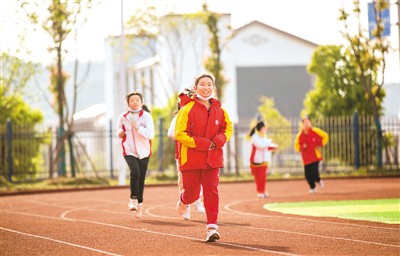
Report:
57,44,67,176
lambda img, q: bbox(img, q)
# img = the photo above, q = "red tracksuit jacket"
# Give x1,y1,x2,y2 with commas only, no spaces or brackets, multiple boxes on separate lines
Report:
294,127,329,166
174,96,233,170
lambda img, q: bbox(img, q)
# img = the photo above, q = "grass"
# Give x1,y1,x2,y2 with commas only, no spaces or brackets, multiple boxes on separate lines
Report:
264,198,400,224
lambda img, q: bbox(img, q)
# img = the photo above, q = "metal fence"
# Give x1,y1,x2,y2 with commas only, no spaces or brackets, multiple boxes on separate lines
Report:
1,114,399,182
232,114,400,176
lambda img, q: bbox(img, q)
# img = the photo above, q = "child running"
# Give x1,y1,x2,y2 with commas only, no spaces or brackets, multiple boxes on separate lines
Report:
249,121,278,198
167,90,205,220
294,116,329,193
174,74,233,242
116,92,155,217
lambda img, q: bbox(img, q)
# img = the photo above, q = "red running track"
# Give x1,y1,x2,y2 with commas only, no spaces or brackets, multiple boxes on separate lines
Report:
1,177,399,255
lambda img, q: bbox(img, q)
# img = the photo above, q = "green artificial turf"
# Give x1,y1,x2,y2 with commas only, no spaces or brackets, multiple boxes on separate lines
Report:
264,198,400,224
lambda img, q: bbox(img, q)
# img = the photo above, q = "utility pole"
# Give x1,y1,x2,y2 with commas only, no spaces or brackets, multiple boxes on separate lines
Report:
118,0,126,186
397,0,400,66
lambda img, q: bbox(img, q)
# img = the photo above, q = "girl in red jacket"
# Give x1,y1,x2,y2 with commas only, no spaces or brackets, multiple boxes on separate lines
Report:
167,91,205,220
249,121,277,198
174,74,233,242
294,116,329,193
116,92,155,217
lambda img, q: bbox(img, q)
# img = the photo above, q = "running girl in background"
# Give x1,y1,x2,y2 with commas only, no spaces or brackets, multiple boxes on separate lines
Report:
294,116,329,194
116,92,155,218
167,90,205,221
249,121,278,198
174,74,233,242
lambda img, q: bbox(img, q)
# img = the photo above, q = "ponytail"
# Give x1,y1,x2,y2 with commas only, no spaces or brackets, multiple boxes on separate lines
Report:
142,104,151,113
249,121,265,137
249,127,257,137
183,87,195,97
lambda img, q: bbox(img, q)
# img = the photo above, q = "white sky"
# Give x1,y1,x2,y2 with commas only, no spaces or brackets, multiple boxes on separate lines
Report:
1,0,399,83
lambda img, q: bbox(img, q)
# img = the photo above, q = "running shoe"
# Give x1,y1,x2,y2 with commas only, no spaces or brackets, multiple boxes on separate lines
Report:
182,205,191,220
177,200,189,216
128,199,138,211
308,188,317,194
205,229,220,242
257,193,269,198
136,203,143,218
196,200,205,213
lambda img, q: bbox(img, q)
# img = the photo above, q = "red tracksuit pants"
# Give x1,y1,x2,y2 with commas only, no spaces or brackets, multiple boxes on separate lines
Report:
251,164,268,193
180,168,219,225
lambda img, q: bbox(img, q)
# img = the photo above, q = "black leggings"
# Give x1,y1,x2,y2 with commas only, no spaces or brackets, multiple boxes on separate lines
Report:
304,161,321,189
124,155,150,203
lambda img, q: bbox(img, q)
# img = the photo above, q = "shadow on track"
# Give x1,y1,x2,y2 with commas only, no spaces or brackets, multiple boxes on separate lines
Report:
140,220,196,227
196,240,295,255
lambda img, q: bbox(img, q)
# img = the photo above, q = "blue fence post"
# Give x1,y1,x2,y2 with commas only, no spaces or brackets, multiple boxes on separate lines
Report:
374,118,383,168
6,119,13,182
109,119,114,178
158,117,164,172
353,112,360,170
57,126,66,176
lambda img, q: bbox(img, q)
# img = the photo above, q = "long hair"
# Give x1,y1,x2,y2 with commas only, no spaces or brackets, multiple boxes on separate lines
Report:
126,92,150,113
249,121,265,137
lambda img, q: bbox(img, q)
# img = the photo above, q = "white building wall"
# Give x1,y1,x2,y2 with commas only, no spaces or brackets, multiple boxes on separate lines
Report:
232,22,316,67
103,18,319,175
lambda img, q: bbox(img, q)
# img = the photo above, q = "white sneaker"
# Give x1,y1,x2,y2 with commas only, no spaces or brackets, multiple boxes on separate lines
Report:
182,205,191,220
136,203,143,218
128,199,138,211
196,200,205,213
177,200,189,216
308,188,317,194
205,229,220,242
257,193,269,198
319,180,324,188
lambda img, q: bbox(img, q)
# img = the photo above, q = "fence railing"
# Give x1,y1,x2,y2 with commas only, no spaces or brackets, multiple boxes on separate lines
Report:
1,114,399,182
233,114,399,175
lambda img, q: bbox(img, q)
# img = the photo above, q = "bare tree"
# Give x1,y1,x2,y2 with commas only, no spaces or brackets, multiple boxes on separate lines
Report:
22,0,94,176
124,6,208,105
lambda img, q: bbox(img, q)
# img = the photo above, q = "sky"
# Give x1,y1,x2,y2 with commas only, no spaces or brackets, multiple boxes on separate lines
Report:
1,0,399,83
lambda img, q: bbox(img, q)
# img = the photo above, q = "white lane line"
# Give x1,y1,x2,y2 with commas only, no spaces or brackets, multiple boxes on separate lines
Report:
137,202,400,249
3,209,300,255
144,203,234,219
61,213,300,256
244,226,400,249
144,203,181,220
224,200,400,231
1,199,106,212
0,227,122,256
3,210,63,221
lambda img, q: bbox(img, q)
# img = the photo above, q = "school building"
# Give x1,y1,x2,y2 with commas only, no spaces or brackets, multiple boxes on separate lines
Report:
103,15,317,126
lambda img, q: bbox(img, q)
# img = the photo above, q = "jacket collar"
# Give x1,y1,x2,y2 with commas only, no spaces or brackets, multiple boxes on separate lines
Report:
192,95,221,108
123,109,144,118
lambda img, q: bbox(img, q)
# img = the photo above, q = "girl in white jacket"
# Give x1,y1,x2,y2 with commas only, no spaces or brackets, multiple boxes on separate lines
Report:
116,92,155,217
249,121,277,198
